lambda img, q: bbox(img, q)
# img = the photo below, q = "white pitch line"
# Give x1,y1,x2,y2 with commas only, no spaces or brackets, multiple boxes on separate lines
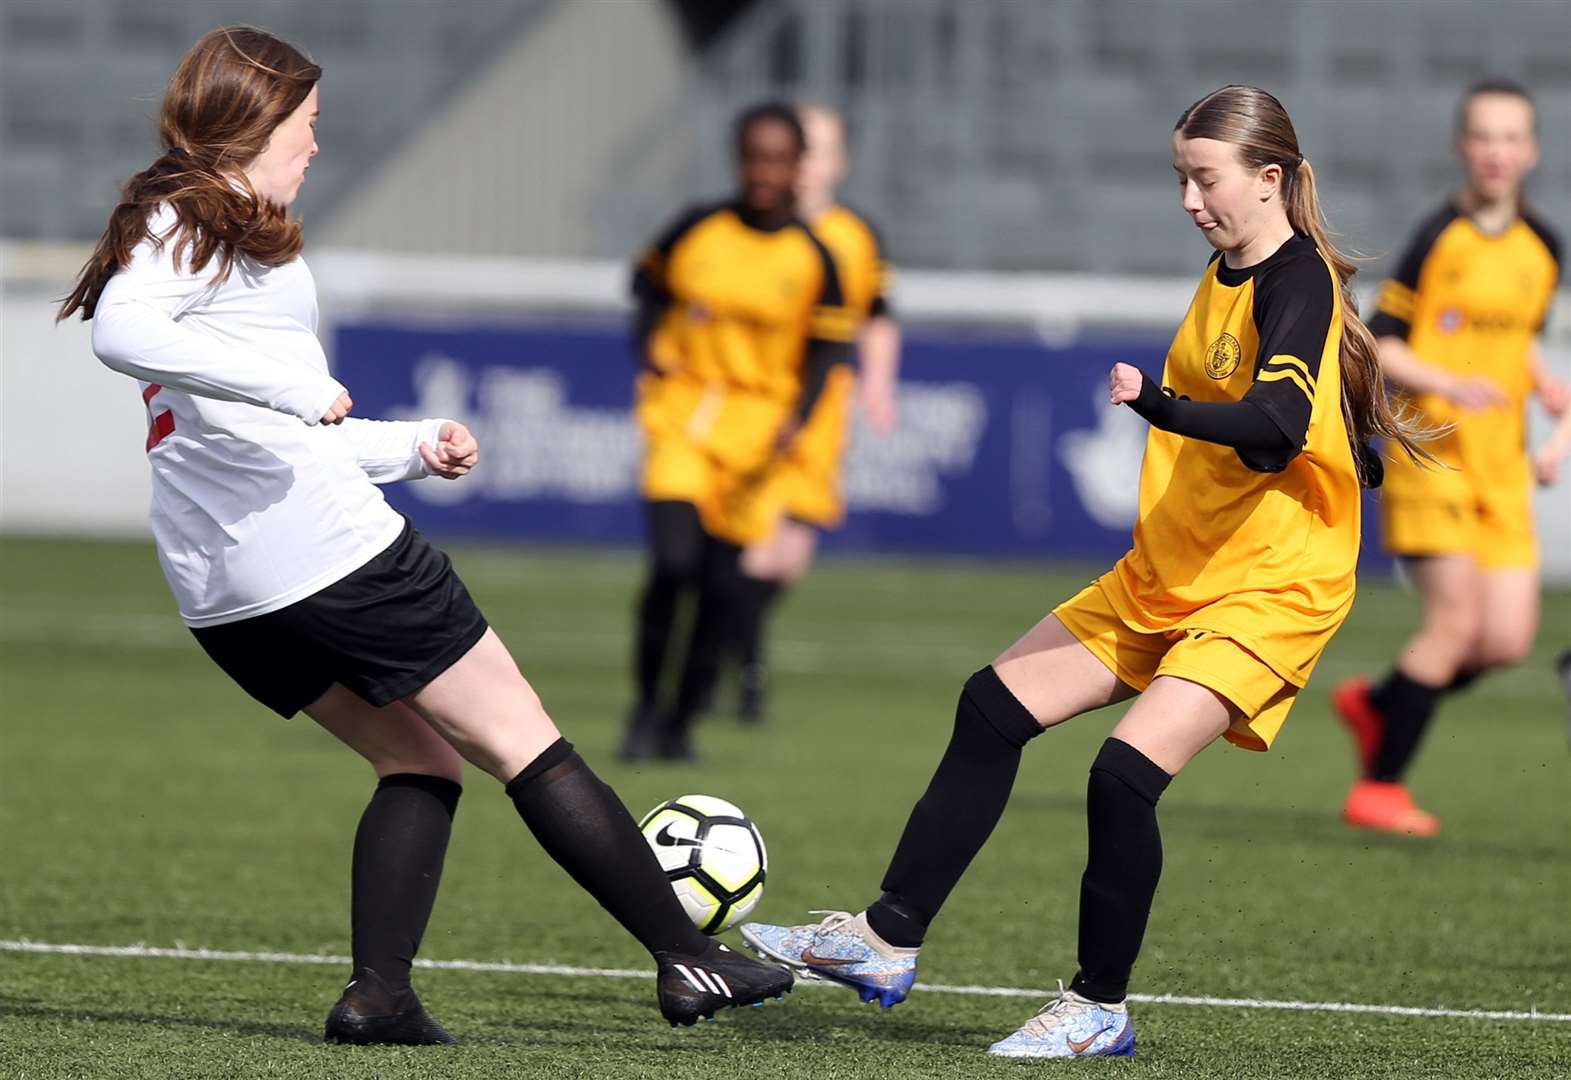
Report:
4,939,1567,1025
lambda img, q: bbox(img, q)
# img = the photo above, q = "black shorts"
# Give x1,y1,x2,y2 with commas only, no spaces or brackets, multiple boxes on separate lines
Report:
191,520,489,718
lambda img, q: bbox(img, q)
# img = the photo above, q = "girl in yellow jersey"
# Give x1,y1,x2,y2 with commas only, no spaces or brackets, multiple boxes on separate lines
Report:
729,103,901,722
621,103,855,762
1332,80,1566,837
739,86,1426,1060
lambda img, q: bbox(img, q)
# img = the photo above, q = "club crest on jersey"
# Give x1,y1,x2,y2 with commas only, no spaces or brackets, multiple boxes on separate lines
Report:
1204,333,1241,379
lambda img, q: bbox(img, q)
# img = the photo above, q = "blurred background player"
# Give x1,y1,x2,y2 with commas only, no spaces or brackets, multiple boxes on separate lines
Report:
1538,409,1571,721
727,102,901,723
1333,79,1566,837
622,102,855,761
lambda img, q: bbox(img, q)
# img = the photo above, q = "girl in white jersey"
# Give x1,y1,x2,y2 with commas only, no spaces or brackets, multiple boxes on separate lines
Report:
58,26,789,1043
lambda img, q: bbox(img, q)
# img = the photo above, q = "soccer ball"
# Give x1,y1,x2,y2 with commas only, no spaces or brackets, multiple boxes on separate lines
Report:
639,794,767,935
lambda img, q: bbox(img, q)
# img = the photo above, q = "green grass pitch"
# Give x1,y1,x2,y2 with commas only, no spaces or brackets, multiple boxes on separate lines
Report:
2,536,1568,1079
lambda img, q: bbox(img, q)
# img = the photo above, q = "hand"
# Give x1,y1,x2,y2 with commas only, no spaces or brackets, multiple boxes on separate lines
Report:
1537,375,1571,417
859,380,898,436
419,421,479,479
1535,447,1562,487
320,392,353,424
1109,362,1144,405
1444,375,1509,411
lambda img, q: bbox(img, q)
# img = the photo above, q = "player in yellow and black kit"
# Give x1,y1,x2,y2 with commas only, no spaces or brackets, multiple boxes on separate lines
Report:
1332,79,1567,837
728,103,901,723
739,86,1428,1061
621,102,855,762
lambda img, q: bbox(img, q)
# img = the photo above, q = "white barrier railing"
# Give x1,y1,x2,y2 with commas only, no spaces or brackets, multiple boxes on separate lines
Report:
4,242,1567,583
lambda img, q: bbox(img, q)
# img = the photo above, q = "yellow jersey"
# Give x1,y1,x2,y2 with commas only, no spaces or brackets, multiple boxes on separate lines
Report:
810,203,891,324
1109,235,1362,687
1369,203,1561,483
633,201,856,405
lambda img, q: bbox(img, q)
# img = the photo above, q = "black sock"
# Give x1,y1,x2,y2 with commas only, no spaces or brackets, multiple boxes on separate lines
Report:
1368,669,1441,782
635,502,705,707
1441,668,1480,696
636,571,684,706
737,576,783,670
1069,738,1171,1005
350,773,461,998
669,538,744,736
506,739,709,957
867,667,1042,948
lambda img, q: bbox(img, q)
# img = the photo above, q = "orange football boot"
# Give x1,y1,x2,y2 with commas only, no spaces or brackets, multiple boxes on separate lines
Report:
1332,676,1383,777
1342,780,1440,837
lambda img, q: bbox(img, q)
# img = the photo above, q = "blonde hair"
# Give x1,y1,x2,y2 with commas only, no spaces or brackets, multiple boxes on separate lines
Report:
1177,85,1432,468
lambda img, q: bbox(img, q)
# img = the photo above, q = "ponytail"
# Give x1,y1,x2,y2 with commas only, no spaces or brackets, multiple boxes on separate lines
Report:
1284,158,1433,467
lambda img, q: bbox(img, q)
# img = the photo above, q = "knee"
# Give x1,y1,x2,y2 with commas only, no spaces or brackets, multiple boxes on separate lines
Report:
646,504,705,581
1471,628,1534,670
1088,738,1172,806
958,667,1044,749
652,543,703,582
369,738,466,785
373,768,465,806
1422,603,1484,658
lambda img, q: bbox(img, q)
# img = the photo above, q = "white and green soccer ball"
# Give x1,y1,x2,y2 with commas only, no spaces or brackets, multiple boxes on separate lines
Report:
639,794,767,935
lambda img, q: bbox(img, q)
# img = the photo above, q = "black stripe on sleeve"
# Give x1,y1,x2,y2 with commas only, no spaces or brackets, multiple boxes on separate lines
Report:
1238,250,1336,472
842,202,894,318
793,224,855,420
1367,203,1460,341
1521,209,1563,332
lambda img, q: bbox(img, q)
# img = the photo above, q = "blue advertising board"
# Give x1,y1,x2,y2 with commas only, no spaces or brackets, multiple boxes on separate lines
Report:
332,319,1390,567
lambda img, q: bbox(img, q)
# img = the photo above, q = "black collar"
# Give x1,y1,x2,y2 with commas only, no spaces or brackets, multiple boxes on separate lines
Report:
730,200,799,234
1214,233,1314,286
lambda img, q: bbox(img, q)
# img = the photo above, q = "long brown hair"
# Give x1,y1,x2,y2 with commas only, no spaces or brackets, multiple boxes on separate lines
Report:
1176,85,1431,469
58,27,320,322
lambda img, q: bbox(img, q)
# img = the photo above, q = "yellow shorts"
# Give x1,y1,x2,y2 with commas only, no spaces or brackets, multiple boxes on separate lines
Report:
1054,579,1298,752
1380,434,1537,570
637,374,793,546
776,365,856,528
1381,493,1538,570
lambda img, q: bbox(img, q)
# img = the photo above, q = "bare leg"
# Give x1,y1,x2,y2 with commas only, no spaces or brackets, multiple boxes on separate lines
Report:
1394,555,1485,686
994,613,1137,724
403,628,560,781
1467,568,1538,671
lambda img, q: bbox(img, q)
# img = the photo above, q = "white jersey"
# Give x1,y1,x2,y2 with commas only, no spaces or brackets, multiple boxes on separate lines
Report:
91,207,448,627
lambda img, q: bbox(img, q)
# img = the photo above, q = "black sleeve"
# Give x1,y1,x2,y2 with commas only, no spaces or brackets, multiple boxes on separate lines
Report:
1126,374,1293,453
862,209,894,320
1366,204,1458,341
795,339,851,423
1238,253,1337,471
630,203,711,368
1522,210,1563,332
794,229,856,422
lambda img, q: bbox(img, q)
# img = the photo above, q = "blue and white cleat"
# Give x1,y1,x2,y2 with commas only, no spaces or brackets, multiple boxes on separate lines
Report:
738,911,918,1008
986,981,1135,1058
